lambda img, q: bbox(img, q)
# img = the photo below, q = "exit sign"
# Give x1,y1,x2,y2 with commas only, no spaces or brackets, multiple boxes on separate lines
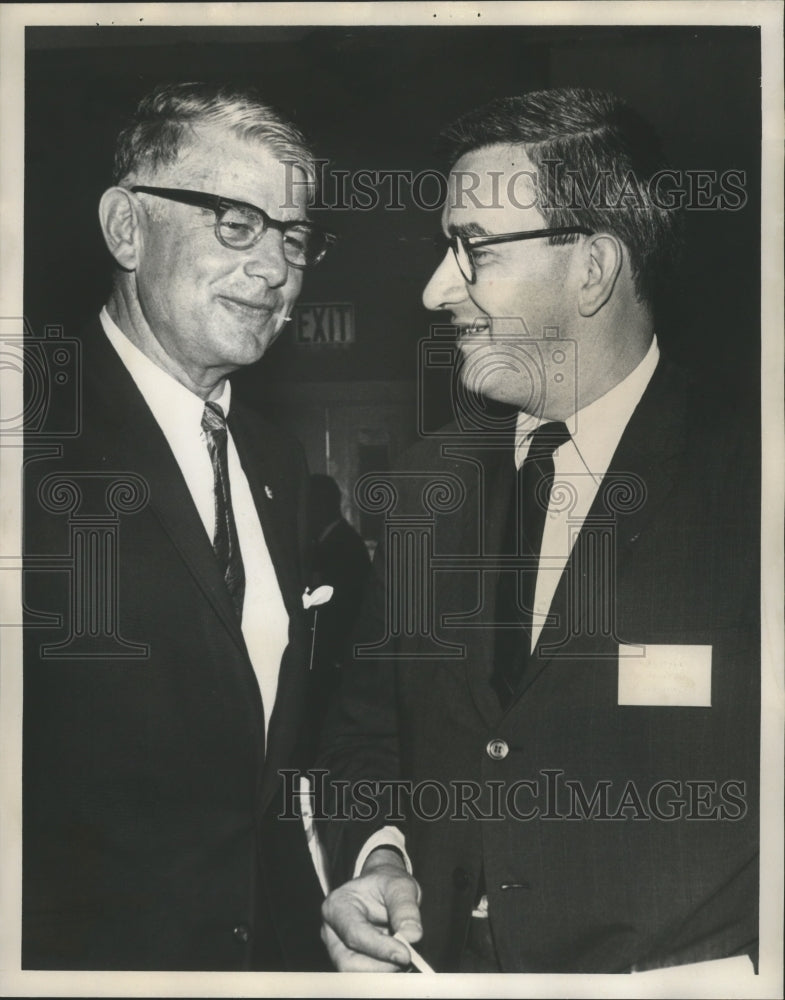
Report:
294,303,355,347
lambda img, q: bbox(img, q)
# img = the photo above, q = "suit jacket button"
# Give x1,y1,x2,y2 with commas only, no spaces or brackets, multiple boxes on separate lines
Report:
452,867,470,890
233,924,250,943
486,738,509,760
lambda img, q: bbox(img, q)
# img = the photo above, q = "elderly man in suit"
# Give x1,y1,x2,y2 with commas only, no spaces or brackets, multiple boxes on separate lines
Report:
318,89,759,974
23,82,334,970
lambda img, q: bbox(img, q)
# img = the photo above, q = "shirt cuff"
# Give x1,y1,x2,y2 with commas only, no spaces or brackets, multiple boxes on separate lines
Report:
353,826,412,879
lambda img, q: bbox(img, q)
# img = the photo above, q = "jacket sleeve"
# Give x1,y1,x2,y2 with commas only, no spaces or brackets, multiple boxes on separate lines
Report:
315,530,406,887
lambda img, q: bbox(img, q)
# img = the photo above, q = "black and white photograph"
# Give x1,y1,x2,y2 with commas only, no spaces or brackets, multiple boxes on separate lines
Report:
1,3,782,997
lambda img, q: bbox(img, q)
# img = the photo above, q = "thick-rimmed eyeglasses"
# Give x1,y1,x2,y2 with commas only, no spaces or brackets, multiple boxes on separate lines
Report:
438,226,594,284
130,186,335,268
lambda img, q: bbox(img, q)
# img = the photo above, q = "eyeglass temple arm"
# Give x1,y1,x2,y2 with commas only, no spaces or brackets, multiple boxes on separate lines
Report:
466,226,594,248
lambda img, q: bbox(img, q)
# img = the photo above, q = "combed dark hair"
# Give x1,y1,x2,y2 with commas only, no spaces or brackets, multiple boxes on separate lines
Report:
113,81,317,194
437,88,682,308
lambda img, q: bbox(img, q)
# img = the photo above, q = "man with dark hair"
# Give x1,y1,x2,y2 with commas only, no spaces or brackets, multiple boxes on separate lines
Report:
318,89,759,974
23,82,333,970
434,89,680,310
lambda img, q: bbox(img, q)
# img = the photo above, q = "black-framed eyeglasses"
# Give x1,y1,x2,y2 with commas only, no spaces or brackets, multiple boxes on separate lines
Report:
130,185,335,268
437,226,594,284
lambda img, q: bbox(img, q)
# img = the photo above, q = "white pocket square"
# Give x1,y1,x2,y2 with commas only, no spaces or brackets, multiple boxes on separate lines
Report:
618,644,712,707
302,585,334,609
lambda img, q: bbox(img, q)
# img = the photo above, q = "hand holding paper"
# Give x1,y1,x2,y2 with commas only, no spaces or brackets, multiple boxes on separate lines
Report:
321,847,424,972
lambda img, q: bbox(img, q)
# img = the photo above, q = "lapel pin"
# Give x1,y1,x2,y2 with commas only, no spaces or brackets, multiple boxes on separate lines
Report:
264,485,274,499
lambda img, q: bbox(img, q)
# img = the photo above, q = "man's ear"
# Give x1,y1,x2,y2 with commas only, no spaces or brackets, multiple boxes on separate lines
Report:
98,187,143,271
577,234,623,317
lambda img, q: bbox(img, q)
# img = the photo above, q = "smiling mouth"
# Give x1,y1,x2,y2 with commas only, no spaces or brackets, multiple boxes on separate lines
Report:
454,318,491,340
219,296,277,317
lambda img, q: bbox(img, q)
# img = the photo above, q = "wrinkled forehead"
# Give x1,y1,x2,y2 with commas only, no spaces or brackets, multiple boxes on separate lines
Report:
442,143,543,232
155,123,311,217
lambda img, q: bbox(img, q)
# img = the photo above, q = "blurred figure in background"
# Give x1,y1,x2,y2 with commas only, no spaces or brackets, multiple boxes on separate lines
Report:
308,473,371,668
306,474,371,732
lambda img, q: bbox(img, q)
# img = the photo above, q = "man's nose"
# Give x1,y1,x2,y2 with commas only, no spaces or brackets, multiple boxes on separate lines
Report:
422,247,467,312
243,229,289,288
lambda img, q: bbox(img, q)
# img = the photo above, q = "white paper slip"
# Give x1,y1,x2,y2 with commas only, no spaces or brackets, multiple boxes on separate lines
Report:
633,954,754,976
393,932,435,973
618,644,712,706
299,775,331,896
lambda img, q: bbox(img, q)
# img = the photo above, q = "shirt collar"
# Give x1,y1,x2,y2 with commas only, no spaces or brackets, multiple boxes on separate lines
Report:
99,307,232,436
515,336,660,470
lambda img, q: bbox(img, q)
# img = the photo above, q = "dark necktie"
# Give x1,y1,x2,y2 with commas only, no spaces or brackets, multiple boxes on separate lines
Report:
491,420,571,708
202,401,245,619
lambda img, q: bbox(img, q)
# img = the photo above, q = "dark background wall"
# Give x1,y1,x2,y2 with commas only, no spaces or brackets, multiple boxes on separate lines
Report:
25,24,761,438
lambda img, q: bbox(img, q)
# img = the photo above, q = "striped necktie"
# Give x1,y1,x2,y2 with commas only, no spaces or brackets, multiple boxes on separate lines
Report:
202,401,245,619
491,420,570,708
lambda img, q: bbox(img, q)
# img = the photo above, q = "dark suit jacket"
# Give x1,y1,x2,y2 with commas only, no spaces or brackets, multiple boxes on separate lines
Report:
317,357,760,973
23,319,328,970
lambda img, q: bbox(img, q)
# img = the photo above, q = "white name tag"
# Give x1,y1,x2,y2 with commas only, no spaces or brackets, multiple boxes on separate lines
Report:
633,954,754,977
618,644,712,706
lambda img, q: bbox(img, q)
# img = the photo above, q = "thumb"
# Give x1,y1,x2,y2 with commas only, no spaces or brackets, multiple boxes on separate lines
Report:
385,877,423,944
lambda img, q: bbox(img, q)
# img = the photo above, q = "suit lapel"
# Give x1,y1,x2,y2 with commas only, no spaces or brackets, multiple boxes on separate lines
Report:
82,320,248,654
228,407,309,811
227,407,303,621
518,358,691,697
447,438,517,727
82,320,310,813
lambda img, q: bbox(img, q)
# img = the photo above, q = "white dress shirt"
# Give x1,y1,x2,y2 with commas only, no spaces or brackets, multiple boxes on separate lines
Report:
355,337,661,882
517,337,660,648
100,307,289,732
